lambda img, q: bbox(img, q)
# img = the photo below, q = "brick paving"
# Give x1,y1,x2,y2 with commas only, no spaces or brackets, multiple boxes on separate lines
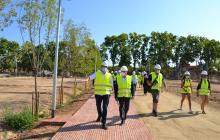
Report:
51,95,153,140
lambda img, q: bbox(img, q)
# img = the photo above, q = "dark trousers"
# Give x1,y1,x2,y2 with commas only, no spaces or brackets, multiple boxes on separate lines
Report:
118,97,130,120
95,94,110,125
131,83,136,96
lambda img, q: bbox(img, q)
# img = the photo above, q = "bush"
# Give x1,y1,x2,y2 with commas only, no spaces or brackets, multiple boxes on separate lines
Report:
3,107,35,131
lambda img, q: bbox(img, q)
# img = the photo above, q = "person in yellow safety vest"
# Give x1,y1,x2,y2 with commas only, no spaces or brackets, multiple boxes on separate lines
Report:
115,66,134,125
89,62,113,130
179,71,193,113
132,71,138,96
147,64,167,117
197,70,211,114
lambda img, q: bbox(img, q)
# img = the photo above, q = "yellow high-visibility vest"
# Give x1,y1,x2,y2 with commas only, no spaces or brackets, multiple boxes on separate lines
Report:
117,75,132,98
180,79,192,94
198,79,210,96
151,72,163,91
94,71,112,95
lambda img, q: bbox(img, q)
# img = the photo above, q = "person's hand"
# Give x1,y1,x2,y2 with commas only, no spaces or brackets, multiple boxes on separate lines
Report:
87,77,90,81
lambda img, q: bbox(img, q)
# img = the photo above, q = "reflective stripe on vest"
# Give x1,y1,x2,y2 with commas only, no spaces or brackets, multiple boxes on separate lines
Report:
151,72,163,91
94,71,112,95
117,75,132,98
198,79,210,95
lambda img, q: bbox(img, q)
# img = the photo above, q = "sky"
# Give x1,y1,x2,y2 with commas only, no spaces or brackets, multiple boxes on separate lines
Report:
1,0,220,46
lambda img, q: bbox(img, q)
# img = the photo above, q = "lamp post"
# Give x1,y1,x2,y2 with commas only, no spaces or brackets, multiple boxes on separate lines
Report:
51,0,62,118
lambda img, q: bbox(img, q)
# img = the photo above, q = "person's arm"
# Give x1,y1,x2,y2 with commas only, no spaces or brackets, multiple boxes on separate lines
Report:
114,80,118,100
208,80,212,96
196,81,201,96
131,82,134,98
110,75,114,94
163,79,167,89
181,80,184,88
190,81,193,93
89,72,96,80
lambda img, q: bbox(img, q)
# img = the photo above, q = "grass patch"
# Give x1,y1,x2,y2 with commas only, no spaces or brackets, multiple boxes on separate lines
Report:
3,107,35,131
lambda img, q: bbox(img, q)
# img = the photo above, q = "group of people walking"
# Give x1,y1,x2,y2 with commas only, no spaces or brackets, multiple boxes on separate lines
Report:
89,62,212,130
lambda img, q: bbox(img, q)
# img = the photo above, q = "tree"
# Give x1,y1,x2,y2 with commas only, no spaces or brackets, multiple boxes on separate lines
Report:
128,32,142,70
99,43,108,61
140,34,149,67
117,33,130,67
0,0,17,31
149,31,175,68
17,0,60,117
0,38,19,72
179,35,201,66
201,39,220,70
103,36,119,67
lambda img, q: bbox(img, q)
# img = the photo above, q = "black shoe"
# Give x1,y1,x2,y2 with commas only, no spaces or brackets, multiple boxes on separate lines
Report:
96,116,101,122
102,124,108,130
120,120,125,125
152,111,157,117
202,111,206,114
154,112,158,117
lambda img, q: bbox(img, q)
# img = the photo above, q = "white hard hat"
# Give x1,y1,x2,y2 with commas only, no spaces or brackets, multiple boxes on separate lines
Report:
132,71,136,75
184,71,190,76
121,66,128,72
154,64,161,70
101,62,108,67
201,70,208,76
111,71,113,74
118,70,121,73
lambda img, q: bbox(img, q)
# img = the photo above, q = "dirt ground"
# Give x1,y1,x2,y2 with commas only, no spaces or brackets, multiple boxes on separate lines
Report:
0,77,86,116
0,76,91,140
133,80,220,140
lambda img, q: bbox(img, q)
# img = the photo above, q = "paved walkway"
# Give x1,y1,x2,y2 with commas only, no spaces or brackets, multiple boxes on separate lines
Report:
51,95,153,140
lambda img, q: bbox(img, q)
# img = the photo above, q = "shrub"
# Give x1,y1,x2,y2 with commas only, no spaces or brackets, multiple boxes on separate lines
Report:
3,107,35,131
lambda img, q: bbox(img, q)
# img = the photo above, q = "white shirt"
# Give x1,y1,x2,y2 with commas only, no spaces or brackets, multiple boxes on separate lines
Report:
132,75,137,84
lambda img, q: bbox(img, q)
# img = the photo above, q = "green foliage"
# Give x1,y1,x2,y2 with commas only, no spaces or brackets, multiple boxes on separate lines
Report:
0,38,19,72
0,0,17,31
103,35,120,67
128,32,142,69
101,31,220,75
118,33,131,66
3,107,35,131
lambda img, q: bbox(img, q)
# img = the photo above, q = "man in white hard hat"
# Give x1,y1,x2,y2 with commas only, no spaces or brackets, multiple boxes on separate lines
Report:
115,66,134,125
197,70,211,114
89,61,113,130
147,64,167,117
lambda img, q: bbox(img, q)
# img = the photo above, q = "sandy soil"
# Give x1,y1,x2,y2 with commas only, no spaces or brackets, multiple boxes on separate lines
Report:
0,77,86,116
133,81,220,140
0,77,91,140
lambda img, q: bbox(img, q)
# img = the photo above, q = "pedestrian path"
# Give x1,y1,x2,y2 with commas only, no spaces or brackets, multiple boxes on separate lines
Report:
51,94,153,140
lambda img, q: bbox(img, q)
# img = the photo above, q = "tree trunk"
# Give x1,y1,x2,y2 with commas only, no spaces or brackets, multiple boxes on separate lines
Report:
34,69,39,119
